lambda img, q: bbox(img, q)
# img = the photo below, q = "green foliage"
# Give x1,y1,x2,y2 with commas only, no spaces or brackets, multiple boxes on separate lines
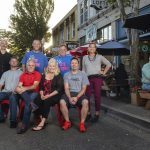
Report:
10,0,54,50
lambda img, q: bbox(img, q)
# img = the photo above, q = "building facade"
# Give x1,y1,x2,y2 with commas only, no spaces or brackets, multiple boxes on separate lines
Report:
52,5,78,50
77,0,150,46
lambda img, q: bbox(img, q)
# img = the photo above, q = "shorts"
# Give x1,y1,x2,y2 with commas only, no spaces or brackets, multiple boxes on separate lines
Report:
60,92,89,108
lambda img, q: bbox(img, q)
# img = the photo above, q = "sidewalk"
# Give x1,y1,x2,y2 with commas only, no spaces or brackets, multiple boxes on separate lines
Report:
101,96,150,131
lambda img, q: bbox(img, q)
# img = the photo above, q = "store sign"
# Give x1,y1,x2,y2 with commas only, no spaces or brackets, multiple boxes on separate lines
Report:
139,40,150,53
90,0,108,10
86,24,97,42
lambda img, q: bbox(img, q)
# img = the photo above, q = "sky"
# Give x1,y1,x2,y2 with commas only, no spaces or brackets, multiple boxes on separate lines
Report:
0,0,77,30
0,0,15,30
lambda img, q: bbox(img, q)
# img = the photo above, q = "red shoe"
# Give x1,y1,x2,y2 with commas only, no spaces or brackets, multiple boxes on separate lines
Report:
79,122,86,132
62,121,71,130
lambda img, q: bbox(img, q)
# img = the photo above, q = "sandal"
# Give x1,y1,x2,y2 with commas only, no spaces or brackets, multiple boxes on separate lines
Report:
32,125,45,131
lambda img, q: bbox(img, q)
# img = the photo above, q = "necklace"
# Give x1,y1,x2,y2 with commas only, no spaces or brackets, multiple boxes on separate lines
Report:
88,54,96,62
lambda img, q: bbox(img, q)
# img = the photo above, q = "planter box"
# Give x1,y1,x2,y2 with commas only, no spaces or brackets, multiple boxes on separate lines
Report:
131,92,145,106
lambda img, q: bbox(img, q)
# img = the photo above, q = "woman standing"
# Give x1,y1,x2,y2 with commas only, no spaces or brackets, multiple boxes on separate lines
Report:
82,42,111,122
32,58,64,131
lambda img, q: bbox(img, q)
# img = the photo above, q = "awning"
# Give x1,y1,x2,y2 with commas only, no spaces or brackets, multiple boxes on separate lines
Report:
123,13,150,30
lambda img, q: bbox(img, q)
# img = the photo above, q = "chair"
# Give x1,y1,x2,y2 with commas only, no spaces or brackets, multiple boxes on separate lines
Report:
1,99,9,118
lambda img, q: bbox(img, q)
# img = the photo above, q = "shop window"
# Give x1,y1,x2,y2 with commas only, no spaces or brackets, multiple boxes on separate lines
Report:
97,25,112,43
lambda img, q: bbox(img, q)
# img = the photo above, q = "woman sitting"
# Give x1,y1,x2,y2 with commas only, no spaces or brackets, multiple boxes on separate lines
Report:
32,58,64,131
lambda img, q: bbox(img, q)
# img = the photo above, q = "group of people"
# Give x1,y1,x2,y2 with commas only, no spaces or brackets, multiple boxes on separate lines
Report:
0,39,111,134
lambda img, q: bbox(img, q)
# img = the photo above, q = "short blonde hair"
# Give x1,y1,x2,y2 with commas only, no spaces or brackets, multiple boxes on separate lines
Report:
46,58,60,75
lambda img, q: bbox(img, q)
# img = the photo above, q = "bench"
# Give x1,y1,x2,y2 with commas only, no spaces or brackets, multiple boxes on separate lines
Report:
138,90,150,109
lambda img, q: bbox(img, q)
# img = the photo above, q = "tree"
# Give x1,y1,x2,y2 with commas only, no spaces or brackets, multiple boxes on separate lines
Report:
107,0,140,86
10,0,54,50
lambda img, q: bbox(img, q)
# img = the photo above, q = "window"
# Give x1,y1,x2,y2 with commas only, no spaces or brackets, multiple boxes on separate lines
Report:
66,25,70,40
80,2,84,24
72,21,75,38
80,36,86,45
60,25,64,43
97,25,112,43
80,0,88,25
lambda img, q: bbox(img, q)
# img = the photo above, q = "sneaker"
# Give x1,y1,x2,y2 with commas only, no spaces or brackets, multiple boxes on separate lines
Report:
10,121,17,128
62,121,71,130
91,115,99,123
79,122,86,132
85,114,92,122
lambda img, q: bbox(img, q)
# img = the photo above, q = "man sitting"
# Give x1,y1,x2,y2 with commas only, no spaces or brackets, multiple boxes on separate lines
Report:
11,59,41,134
142,58,150,91
0,57,22,123
60,57,89,132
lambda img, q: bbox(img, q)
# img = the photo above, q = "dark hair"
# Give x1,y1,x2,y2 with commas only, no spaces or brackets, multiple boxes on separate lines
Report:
33,39,42,44
71,57,80,64
10,56,18,61
59,44,67,49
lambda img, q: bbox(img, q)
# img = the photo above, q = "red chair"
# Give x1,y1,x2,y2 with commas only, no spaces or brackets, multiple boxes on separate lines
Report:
1,100,9,118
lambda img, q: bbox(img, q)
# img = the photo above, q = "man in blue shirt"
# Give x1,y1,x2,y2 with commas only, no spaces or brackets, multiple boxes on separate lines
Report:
54,45,72,77
21,39,48,74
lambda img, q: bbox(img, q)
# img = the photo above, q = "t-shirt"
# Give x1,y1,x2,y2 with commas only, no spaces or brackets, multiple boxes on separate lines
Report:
82,54,111,76
0,52,12,77
0,69,22,92
64,70,89,92
54,55,72,77
142,62,150,84
21,50,48,73
19,71,41,92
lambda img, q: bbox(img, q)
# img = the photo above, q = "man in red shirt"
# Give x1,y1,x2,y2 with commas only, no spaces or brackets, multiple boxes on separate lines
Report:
10,59,41,134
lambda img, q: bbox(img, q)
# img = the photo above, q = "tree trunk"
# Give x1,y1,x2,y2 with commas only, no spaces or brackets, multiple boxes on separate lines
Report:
116,0,140,86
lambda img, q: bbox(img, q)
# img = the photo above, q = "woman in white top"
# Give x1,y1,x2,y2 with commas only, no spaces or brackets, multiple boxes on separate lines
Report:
82,42,111,122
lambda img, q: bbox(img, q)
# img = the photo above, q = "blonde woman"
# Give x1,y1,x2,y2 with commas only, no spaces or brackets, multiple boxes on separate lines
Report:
32,58,64,131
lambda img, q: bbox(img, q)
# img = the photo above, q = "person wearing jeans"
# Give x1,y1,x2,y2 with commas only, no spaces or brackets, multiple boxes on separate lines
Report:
0,57,22,124
82,42,111,122
10,92,37,127
11,59,41,134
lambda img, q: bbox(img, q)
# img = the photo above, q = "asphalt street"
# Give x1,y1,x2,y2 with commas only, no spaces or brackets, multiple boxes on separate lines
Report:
0,109,150,150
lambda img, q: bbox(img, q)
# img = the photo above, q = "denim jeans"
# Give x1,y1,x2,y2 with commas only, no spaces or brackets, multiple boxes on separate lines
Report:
0,92,11,120
10,91,38,126
142,83,150,91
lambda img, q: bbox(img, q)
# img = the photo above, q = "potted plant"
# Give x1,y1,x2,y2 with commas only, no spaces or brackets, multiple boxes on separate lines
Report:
130,86,145,106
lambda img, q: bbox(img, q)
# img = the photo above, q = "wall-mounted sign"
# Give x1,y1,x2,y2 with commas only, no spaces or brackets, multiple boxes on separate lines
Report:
90,0,108,10
86,24,97,42
139,40,150,53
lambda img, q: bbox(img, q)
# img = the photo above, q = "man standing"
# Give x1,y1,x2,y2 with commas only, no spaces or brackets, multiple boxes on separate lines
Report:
54,45,72,76
21,39,48,74
0,39,12,78
60,57,89,132
11,59,41,134
0,57,22,123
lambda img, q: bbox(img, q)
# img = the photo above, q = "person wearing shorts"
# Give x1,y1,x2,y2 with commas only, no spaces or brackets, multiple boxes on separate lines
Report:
60,57,89,132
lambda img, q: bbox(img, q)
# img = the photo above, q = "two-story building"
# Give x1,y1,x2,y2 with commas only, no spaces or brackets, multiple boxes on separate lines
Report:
52,4,78,51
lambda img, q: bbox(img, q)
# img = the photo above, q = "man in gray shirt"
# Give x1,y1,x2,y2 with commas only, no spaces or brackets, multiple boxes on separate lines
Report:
0,57,22,125
60,57,89,132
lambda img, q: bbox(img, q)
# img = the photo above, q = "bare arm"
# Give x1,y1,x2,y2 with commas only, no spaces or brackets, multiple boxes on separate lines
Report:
76,85,87,99
22,81,40,91
64,82,71,99
0,84,3,91
16,81,39,94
